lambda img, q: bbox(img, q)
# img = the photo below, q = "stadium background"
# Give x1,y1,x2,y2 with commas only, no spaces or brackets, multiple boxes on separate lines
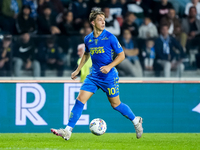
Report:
0,0,200,135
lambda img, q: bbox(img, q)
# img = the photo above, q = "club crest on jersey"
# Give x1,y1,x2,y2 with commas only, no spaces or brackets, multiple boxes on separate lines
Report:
89,39,92,42
95,39,98,45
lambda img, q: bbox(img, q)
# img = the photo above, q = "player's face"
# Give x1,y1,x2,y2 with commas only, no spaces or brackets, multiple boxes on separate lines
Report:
93,15,105,31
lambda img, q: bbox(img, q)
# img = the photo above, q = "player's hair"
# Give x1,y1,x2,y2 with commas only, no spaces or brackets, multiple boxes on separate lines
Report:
89,8,105,23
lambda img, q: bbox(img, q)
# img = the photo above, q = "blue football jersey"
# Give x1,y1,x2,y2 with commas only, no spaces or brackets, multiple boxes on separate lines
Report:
84,29,123,81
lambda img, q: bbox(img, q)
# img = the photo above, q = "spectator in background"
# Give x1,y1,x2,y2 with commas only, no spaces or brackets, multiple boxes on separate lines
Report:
69,0,89,30
77,26,93,44
119,0,127,17
160,8,181,37
59,11,80,36
13,32,40,77
106,0,124,27
121,12,138,37
181,6,200,53
62,26,92,70
0,0,22,34
154,25,185,77
160,8,186,51
37,37,64,76
88,0,105,11
142,39,155,71
79,20,92,38
0,35,12,76
107,0,123,17
22,0,38,18
82,20,92,29
77,44,92,82
50,0,64,14
152,0,174,24
117,29,143,77
37,0,46,14
16,5,37,34
37,4,60,35
125,0,144,26
140,0,154,17
37,0,64,16
185,0,200,19
82,26,93,38
103,7,120,36
139,17,158,39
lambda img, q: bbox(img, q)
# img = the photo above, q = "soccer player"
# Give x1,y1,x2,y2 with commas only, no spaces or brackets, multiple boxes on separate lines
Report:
51,9,143,140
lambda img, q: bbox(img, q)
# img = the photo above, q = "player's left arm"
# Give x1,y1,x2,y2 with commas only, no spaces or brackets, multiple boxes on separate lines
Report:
100,35,125,74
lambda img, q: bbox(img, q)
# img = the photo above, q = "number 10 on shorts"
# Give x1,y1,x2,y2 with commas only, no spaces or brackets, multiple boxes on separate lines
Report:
107,88,116,95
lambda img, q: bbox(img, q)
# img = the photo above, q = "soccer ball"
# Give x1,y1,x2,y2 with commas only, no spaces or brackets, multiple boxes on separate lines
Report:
89,118,107,136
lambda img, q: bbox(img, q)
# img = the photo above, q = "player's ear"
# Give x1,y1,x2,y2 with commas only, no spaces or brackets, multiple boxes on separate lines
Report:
91,21,95,26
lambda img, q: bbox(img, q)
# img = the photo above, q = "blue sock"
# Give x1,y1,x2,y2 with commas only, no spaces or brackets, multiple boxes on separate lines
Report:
67,99,84,128
114,103,135,121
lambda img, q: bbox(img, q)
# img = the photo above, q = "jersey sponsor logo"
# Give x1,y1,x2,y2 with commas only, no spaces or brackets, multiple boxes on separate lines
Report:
19,46,32,53
101,37,108,40
90,47,105,55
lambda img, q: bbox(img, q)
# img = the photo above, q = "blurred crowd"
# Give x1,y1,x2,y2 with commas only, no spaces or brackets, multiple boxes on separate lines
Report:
0,0,200,77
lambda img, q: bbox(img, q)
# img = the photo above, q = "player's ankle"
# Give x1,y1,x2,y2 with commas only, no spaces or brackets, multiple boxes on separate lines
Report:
65,126,73,132
132,117,139,125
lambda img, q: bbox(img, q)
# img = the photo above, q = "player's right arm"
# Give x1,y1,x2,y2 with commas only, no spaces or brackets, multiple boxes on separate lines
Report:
71,52,90,80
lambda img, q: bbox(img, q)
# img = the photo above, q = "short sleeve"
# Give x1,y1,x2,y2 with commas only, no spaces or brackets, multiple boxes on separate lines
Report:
110,35,123,54
84,37,90,53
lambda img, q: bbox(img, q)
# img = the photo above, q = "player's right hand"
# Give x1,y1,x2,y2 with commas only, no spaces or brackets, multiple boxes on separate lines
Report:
71,70,79,80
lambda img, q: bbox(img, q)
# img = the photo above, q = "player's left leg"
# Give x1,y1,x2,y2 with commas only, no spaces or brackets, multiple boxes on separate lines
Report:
108,96,143,139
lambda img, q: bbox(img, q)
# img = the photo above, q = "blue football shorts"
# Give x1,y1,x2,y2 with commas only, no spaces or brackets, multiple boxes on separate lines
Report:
80,76,119,98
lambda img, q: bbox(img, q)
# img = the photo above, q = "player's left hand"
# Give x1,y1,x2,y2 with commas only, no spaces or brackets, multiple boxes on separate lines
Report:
100,66,111,74
71,70,79,80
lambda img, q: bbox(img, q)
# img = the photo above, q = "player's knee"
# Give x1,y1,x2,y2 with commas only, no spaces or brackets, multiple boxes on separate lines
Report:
110,102,121,108
76,96,87,104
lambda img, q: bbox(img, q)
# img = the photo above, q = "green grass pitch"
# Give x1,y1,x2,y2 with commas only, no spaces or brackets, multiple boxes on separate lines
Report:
0,133,199,150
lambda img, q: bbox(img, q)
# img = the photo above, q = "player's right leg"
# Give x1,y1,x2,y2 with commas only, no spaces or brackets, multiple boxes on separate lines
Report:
51,90,93,140
51,77,97,140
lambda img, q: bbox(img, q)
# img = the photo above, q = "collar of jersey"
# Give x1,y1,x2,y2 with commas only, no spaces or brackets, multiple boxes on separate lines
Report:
91,29,106,39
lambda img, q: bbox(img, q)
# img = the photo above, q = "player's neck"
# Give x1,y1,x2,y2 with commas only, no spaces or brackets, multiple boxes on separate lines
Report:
93,28,103,38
